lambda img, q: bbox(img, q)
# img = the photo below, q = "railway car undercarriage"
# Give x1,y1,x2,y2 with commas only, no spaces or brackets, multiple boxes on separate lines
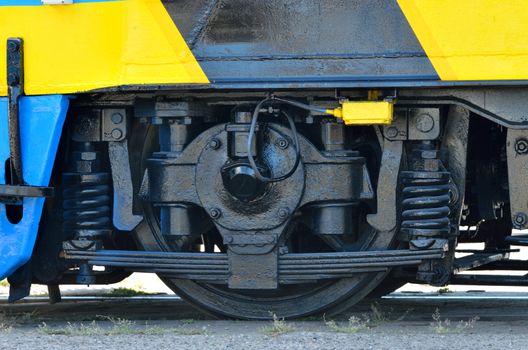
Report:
4,84,528,319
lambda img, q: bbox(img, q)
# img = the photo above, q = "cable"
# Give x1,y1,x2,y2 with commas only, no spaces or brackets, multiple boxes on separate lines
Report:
247,97,303,183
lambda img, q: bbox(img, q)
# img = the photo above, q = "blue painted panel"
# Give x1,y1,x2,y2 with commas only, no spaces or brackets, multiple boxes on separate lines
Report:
0,95,68,280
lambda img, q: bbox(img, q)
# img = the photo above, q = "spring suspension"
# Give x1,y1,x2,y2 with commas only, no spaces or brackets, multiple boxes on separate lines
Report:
62,142,111,283
62,173,111,241
400,172,451,240
399,141,454,286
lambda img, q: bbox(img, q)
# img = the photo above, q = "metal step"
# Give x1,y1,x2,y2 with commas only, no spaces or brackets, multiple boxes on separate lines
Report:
64,248,445,284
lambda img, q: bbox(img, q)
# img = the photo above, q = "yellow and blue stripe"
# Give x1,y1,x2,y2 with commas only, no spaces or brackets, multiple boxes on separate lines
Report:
0,0,208,96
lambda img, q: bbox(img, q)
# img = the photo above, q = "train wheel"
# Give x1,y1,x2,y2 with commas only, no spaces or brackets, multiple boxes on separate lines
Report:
131,124,396,320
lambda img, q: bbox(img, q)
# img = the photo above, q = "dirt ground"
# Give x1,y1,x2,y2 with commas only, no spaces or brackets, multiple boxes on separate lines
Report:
1,294,528,350
2,243,528,349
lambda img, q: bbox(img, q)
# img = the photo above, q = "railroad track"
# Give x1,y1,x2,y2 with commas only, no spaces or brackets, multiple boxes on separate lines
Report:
3,292,528,321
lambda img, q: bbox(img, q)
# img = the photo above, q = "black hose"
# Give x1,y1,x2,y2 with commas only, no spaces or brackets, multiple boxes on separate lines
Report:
247,98,303,183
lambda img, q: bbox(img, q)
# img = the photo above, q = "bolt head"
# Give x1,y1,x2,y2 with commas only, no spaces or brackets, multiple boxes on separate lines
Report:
513,213,528,229
385,126,398,138
277,207,290,219
209,208,221,219
415,113,435,133
111,128,123,139
276,138,289,150
515,139,528,155
209,138,221,150
111,113,124,124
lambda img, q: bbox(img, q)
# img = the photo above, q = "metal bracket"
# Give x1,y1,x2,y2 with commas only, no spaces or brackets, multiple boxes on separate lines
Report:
507,128,528,229
367,139,403,231
1,38,55,205
6,38,24,187
108,140,143,231
0,184,54,205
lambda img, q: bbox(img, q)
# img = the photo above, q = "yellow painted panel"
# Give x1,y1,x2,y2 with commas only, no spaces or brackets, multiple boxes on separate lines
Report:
0,0,208,96
326,101,393,125
397,0,528,81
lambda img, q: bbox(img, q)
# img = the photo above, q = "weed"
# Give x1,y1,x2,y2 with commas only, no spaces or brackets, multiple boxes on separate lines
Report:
39,321,102,336
102,287,151,297
38,317,210,336
369,302,388,325
0,310,40,332
180,319,196,325
0,322,12,333
16,311,39,324
430,308,479,334
0,279,8,287
0,313,13,334
438,287,452,294
103,316,136,335
325,315,368,334
262,313,295,336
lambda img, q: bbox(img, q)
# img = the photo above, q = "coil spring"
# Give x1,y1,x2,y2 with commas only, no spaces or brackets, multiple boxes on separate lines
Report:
63,173,111,240
400,171,451,238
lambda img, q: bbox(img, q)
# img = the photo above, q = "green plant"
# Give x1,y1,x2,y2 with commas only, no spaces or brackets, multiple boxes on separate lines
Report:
325,315,368,333
0,279,9,287
430,308,479,334
102,287,151,297
369,302,388,325
38,317,211,336
0,313,13,334
262,313,295,336
438,287,452,294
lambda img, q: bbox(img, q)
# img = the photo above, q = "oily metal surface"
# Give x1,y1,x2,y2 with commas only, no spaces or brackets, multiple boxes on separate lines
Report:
162,0,438,85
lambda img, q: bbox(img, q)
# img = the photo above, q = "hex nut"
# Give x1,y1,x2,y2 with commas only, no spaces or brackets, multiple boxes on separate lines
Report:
209,138,221,150
515,139,528,155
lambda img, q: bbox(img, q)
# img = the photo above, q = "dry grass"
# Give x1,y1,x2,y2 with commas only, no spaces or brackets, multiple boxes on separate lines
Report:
38,317,209,336
325,316,368,334
262,314,296,336
102,287,152,297
430,308,479,334
0,313,13,334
